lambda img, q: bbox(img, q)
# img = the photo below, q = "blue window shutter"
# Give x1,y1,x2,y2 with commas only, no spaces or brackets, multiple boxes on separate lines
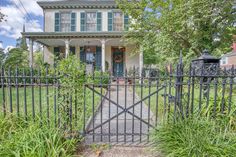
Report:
108,12,113,31
80,47,85,62
97,12,102,31
95,46,102,70
55,13,60,32
124,15,129,31
71,13,76,32
80,12,85,31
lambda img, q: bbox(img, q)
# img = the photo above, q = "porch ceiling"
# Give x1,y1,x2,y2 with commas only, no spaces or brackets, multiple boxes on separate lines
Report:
22,31,124,39
22,32,127,47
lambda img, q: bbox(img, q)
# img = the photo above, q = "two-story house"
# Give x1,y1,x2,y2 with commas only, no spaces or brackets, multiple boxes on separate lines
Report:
22,0,143,76
220,42,236,69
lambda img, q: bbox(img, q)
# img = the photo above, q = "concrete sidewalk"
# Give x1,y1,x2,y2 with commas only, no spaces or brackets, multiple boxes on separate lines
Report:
85,82,154,145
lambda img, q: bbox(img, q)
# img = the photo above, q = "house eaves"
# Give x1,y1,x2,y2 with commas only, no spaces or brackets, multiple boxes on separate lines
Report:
22,31,125,39
37,0,118,9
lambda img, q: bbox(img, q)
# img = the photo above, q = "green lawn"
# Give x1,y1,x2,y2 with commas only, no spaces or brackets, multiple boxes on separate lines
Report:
136,79,236,124
0,86,104,131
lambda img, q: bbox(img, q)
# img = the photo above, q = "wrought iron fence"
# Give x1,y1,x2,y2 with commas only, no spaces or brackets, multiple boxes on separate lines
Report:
0,62,236,143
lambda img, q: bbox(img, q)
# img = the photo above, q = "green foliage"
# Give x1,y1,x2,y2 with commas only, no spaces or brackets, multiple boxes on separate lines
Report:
0,116,78,157
16,37,28,51
57,55,86,89
4,48,28,68
34,51,50,69
94,71,110,86
152,116,236,157
0,49,5,66
117,0,236,65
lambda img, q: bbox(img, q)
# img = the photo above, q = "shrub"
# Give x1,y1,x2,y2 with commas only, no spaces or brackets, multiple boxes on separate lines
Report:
152,116,236,157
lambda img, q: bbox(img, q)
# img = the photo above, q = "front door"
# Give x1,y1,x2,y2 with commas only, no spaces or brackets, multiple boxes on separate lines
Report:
113,50,124,77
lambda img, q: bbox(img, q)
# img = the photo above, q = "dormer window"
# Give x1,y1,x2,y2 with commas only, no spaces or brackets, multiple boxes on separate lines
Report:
55,12,77,32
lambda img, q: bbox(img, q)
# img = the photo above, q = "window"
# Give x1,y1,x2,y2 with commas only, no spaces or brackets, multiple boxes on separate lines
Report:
80,46,102,69
80,12,102,32
86,52,95,63
108,12,129,31
61,12,71,32
54,12,77,32
86,12,97,31
221,57,228,65
113,12,123,31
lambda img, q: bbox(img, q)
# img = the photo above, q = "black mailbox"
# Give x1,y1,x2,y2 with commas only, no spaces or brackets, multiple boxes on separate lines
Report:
191,50,220,76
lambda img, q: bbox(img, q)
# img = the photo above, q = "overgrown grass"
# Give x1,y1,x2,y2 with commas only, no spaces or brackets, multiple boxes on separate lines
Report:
0,86,103,131
0,116,78,157
151,114,236,157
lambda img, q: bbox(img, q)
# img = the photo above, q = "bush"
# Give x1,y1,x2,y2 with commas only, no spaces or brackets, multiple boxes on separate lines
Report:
0,116,78,157
152,116,236,157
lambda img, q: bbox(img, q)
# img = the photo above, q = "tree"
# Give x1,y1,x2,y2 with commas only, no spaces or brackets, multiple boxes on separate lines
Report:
4,48,28,68
0,48,6,66
16,37,28,51
0,9,6,22
117,0,236,65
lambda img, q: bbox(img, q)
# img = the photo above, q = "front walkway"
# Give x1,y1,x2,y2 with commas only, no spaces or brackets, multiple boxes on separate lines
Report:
85,81,154,145
77,146,160,157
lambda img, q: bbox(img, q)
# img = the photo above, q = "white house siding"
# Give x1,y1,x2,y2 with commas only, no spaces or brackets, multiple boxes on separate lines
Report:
43,46,54,64
125,45,140,71
44,9,122,32
44,9,55,32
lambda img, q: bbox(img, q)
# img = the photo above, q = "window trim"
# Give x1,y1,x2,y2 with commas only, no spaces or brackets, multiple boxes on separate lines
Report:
54,11,77,32
85,12,97,32
108,11,126,32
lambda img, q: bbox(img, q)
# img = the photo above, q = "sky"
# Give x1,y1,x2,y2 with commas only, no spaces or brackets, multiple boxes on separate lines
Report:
0,0,56,50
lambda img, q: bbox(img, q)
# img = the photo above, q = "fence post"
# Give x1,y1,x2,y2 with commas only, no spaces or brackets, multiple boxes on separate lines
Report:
1,66,6,117
174,52,184,120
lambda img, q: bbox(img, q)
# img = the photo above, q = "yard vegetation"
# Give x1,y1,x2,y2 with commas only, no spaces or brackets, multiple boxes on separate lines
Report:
136,77,236,156
0,56,108,156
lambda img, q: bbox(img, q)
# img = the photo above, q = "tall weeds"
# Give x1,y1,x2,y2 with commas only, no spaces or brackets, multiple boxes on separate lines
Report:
0,116,78,157
151,114,236,157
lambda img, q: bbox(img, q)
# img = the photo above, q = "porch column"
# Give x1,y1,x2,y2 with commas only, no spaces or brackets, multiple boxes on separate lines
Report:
65,39,70,58
101,39,106,72
29,39,34,67
139,46,144,76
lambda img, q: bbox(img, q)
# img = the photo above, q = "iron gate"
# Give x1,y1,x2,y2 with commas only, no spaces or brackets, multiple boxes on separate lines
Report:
83,69,167,145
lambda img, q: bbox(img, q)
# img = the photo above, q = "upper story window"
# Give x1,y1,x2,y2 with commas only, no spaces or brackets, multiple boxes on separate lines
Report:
81,12,102,32
108,12,129,31
86,12,97,31
55,12,76,32
113,12,123,31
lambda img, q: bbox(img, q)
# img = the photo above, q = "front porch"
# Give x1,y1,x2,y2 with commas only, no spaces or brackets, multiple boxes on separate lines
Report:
23,32,143,76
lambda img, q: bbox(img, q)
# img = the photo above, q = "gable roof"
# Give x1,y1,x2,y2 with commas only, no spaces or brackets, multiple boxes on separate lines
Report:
37,0,118,9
